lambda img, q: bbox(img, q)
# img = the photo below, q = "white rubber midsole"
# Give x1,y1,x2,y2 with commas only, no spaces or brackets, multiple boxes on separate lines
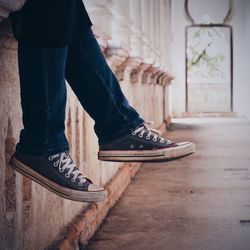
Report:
10,157,107,202
98,142,195,162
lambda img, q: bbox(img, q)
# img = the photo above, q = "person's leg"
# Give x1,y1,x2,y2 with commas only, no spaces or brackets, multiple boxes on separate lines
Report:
10,43,106,202
65,28,145,144
65,28,195,162
16,44,69,156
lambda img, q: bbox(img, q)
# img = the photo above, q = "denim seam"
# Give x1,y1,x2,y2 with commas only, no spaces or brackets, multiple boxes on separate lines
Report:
41,48,49,151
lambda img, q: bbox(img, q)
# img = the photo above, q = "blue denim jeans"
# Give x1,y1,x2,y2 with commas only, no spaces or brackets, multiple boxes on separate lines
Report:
16,28,144,156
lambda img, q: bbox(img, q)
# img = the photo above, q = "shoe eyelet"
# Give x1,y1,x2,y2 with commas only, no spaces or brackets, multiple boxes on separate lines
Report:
59,168,64,173
132,132,136,136
71,178,76,183
78,182,83,186
146,136,150,140
130,144,134,149
139,134,143,138
65,173,70,178
153,138,157,142
48,156,53,161
139,145,144,149
53,162,58,167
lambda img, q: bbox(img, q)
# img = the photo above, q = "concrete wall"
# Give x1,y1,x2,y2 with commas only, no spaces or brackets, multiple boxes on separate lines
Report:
171,0,250,118
0,1,173,249
232,0,250,119
170,0,188,116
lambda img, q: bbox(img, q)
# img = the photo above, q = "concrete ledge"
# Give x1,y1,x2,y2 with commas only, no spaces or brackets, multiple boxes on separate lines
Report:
50,162,141,250
181,112,237,118
157,117,171,135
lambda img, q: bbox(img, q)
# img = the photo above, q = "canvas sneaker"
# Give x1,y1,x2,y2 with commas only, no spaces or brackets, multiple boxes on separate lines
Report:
98,123,195,162
10,151,107,202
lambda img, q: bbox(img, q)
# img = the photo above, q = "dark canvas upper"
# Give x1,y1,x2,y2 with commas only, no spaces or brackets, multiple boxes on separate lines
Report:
13,151,92,191
99,125,177,151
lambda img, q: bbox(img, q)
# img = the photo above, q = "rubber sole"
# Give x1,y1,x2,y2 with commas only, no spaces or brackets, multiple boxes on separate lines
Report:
98,142,196,162
9,156,107,202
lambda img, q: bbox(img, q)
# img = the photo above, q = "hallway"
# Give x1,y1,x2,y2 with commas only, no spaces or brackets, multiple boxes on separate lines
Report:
87,118,250,250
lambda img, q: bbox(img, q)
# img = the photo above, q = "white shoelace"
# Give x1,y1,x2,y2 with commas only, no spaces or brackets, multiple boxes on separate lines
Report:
48,152,87,185
132,121,171,144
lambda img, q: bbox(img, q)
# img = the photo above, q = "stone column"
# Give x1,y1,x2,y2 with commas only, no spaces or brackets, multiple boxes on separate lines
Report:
118,0,144,84
105,0,132,75
159,0,171,71
84,0,113,51
158,0,174,86
148,0,162,84
139,0,154,84
0,0,26,21
159,0,166,70
129,0,143,58
140,0,161,85
148,0,157,63
141,0,152,62
110,0,131,51
155,0,162,68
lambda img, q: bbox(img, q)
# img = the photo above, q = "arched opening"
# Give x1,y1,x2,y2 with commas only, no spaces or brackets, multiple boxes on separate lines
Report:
185,0,233,114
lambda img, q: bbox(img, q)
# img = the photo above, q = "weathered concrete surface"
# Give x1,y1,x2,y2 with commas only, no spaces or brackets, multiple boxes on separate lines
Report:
87,118,250,250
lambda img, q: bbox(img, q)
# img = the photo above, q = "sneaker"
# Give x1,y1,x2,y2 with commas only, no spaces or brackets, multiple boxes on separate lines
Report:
10,151,107,202
98,123,195,162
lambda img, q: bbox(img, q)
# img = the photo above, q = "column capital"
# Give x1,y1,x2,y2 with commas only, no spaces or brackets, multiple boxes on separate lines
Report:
0,0,26,22
84,0,113,39
105,0,133,74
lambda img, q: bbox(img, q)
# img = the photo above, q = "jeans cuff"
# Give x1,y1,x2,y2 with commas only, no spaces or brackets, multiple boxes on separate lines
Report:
15,143,69,157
